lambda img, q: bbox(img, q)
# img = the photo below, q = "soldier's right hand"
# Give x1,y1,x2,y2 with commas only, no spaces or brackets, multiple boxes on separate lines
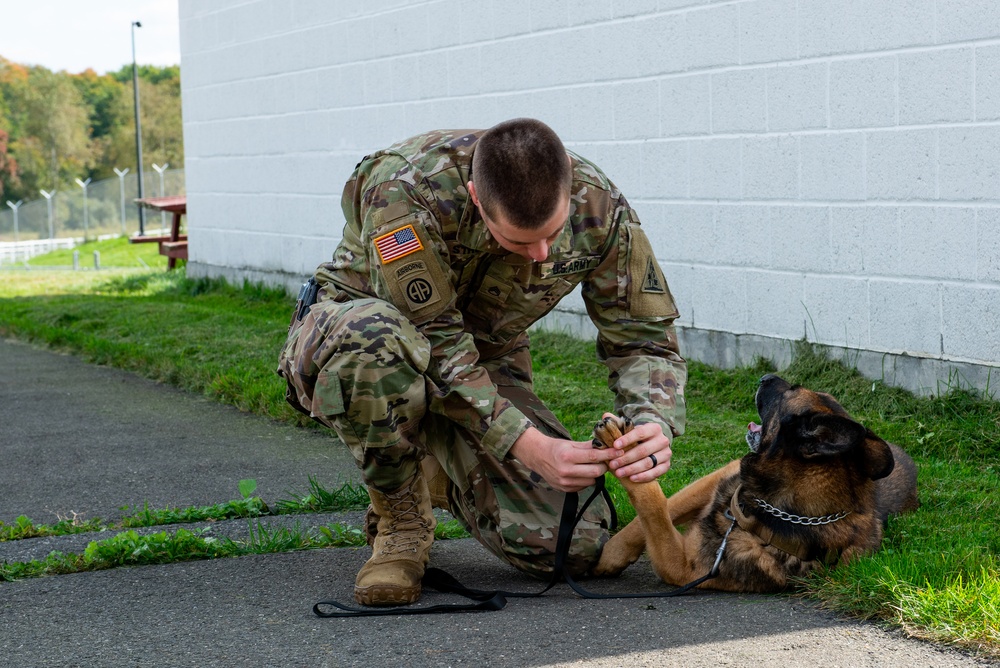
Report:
510,427,622,493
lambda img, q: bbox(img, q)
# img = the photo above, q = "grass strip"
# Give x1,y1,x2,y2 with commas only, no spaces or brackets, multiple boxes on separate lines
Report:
0,250,997,656
0,518,471,583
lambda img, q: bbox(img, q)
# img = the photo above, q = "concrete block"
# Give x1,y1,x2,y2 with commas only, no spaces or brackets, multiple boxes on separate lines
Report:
938,126,1000,201
744,269,806,340
977,209,1000,282
685,3,741,70
686,266,748,332
975,45,1000,121
688,138,742,199
898,207,977,281
937,0,1000,43
798,0,866,57
576,143,642,198
633,13,688,77
899,48,974,125
866,129,937,200
613,0,659,18
448,46,482,97
660,75,712,137
713,204,773,268
829,206,901,276
489,0,533,39
800,133,865,201
645,204,715,263
639,140,689,199
742,136,799,200
941,283,1000,363
712,68,768,133
769,206,831,273
802,275,870,349
565,85,615,142
860,0,935,51
532,0,569,29
568,0,613,26
739,0,799,65
614,80,661,140
829,56,896,129
767,63,828,132
869,279,942,355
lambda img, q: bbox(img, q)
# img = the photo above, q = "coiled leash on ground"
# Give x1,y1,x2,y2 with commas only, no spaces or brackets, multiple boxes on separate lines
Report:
313,476,737,618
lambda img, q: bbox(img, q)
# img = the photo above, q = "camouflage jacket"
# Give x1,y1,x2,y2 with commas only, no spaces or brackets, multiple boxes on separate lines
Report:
314,129,687,460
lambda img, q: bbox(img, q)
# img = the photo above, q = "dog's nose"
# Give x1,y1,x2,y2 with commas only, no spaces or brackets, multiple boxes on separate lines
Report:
759,373,780,385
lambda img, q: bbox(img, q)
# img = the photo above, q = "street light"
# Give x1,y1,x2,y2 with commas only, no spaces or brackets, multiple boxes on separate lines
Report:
40,189,56,240
75,177,92,239
5,199,22,243
131,20,146,235
152,162,169,229
114,167,130,234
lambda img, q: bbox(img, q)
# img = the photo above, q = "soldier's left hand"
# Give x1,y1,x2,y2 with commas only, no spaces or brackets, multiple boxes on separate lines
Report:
603,413,672,483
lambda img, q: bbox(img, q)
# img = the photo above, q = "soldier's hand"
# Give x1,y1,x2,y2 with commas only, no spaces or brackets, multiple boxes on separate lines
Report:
510,427,621,493
602,413,672,483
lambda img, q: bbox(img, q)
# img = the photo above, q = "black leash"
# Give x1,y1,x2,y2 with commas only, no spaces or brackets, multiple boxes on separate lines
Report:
314,477,735,618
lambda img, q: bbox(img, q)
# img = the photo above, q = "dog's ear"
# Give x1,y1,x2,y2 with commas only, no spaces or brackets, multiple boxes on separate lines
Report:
795,413,867,459
862,430,895,480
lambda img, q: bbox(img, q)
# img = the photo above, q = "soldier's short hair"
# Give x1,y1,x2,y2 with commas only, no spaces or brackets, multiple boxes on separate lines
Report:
472,118,571,230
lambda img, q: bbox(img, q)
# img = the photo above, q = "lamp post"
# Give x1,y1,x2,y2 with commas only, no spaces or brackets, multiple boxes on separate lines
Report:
6,200,22,243
40,189,56,240
152,162,169,229
131,20,146,235
114,167,130,234
75,177,92,239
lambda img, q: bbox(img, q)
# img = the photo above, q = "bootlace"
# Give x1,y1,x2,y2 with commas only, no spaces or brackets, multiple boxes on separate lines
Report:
376,487,432,556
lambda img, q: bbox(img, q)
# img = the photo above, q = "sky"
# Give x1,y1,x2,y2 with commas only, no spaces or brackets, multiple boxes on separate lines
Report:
1,0,181,75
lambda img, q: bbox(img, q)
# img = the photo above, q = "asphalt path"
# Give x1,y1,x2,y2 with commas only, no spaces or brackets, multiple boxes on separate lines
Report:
0,338,992,667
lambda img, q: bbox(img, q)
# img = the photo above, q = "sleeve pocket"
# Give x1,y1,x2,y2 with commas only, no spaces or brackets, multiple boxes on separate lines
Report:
312,370,346,417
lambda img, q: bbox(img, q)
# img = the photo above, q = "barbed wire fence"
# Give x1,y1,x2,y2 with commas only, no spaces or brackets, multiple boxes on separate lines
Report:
0,168,185,264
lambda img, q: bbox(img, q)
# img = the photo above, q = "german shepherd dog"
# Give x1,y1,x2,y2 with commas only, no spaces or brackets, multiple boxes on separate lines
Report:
591,374,919,592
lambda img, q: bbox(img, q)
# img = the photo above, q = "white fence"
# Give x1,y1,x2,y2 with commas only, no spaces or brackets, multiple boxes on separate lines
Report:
0,169,185,246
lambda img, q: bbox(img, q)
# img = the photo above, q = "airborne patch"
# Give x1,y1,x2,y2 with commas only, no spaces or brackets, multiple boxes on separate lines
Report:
374,224,423,264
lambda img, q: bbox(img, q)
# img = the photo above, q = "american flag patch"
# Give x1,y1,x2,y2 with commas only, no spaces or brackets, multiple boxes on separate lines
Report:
373,224,423,264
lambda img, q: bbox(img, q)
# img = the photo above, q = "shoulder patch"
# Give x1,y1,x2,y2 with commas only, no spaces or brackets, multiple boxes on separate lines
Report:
374,224,423,264
641,258,666,294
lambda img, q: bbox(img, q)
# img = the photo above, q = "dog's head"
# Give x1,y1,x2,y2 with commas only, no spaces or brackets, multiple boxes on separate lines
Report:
744,374,895,485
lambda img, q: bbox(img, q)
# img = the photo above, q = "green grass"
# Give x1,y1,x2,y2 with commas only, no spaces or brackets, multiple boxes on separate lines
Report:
20,235,168,270
0,262,997,657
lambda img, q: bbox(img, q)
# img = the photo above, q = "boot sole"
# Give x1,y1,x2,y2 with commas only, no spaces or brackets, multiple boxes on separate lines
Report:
354,584,421,607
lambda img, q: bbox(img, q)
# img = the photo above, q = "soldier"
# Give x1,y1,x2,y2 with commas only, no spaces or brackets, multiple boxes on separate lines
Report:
278,118,686,606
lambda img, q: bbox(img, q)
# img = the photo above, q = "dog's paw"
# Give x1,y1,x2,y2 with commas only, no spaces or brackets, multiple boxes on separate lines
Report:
592,414,633,450
591,538,640,577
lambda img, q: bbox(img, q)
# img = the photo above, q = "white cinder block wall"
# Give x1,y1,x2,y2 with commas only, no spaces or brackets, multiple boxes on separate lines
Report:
178,0,1000,396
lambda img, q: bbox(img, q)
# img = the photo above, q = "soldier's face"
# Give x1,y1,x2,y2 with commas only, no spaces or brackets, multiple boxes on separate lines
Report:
469,181,569,262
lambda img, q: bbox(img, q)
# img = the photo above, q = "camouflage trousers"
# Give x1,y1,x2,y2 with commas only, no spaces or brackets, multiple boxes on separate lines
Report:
277,295,612,578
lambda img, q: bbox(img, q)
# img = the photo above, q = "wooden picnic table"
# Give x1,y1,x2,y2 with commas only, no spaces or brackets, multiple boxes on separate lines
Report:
130,196,188,270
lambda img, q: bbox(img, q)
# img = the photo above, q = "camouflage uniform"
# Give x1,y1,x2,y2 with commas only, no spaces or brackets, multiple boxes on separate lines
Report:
278,129,686,578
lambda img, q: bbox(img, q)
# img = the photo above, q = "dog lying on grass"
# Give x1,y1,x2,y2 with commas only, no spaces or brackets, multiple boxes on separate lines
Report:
592,374,919,592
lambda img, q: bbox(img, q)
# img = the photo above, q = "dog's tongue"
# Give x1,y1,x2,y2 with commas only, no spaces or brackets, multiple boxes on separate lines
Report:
748,422,762,433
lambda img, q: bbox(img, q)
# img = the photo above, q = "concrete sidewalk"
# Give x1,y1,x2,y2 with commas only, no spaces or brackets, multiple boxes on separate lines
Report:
0,338,990,667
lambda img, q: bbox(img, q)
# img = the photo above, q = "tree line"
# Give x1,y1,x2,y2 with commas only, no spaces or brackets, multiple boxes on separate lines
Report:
0,57,183,204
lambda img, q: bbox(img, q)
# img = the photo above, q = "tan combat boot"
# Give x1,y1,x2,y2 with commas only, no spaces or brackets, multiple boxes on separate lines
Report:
354,471,436,606
363,456,451,546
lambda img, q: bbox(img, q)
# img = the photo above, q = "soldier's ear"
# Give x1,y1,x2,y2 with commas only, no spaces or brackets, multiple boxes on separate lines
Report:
467,180,480,206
